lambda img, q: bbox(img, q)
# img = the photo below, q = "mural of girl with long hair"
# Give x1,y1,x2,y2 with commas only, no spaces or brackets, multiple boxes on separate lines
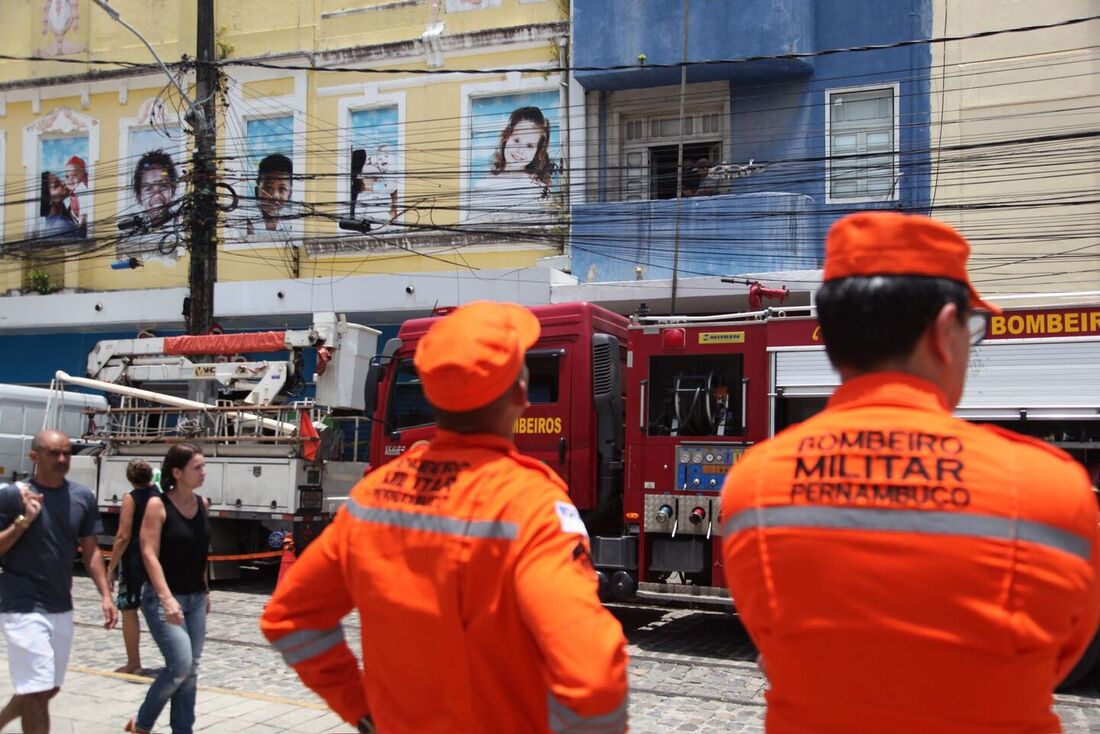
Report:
471,106,556,222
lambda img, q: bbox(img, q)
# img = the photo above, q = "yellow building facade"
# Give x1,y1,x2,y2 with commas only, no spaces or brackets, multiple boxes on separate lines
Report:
0,0,570,295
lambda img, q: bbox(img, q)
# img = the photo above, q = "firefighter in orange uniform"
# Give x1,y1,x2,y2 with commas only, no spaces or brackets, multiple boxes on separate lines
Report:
260,301,629,733
721,212,1100,734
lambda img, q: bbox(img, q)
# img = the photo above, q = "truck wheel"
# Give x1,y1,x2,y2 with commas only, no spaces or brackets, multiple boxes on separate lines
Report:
1058,629,1100,690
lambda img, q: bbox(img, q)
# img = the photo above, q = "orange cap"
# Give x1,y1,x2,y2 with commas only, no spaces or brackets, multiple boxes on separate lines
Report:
823,212,1001,313
414,301,540,412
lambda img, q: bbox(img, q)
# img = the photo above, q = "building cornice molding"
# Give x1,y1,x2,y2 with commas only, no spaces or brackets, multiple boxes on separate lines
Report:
0,21,568,94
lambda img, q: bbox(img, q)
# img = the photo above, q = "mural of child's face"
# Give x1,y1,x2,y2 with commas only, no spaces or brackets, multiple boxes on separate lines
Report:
374,148,392,173
64,164,82,189
503,120,541,171
357,158,382,185
139,166,175,219
48,173,69,204
259,174,292,218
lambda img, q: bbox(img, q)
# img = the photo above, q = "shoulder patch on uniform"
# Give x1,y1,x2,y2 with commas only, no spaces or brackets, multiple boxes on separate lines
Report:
980,424,1076,462
554,501,588,537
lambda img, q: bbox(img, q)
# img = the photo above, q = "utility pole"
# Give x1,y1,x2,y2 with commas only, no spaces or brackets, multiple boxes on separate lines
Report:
669,0,688,314
186,0,218,337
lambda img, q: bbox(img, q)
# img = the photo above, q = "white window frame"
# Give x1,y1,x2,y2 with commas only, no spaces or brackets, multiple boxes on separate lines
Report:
21,106,100,241
602,81,730,203
618,107,726,202
458,73,563,227
825,82,900,204
117,97,188,223
223,69,308,251
336,88,406,238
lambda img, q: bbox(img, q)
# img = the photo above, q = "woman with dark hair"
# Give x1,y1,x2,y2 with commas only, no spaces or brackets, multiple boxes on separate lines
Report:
106,459,159,675
471,106,556,223
38,170,79,238
126,444,210,734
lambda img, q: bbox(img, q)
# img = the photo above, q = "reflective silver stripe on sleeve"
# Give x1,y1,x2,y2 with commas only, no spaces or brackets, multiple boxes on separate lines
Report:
548,693,628,734
270,626,340,653
345,499,519,540
272,625,346,666
723,505,1091,561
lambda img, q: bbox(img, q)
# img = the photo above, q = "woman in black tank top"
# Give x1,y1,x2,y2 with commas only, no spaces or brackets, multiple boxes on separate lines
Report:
105,458,158,674
126,444,211,734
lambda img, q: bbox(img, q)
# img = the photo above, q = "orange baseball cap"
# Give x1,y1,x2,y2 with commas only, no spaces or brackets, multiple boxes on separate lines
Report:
823,212,1001,313
414,301,540,412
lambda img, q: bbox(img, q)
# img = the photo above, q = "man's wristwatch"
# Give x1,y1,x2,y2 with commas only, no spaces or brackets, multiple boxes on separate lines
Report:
357,716,375,733
13,515,30,530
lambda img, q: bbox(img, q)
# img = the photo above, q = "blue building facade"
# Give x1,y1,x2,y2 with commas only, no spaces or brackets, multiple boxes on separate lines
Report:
570,0,933,282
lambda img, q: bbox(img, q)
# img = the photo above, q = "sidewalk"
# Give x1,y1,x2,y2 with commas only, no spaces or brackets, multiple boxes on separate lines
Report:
0,663,350,734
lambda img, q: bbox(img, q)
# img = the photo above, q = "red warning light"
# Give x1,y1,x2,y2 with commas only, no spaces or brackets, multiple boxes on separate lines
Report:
661,328,687,350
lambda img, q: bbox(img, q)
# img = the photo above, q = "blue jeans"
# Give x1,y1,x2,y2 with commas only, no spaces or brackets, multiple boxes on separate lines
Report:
137,587,207,733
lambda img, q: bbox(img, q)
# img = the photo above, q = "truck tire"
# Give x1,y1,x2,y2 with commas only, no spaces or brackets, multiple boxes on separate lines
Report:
1058,629,1100,690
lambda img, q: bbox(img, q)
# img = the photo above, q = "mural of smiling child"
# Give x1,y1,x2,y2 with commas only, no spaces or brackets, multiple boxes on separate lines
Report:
64,155,88,227
472,106,555,222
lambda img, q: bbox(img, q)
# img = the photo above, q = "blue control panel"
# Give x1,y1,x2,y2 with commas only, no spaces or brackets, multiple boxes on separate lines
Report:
675,444,746,491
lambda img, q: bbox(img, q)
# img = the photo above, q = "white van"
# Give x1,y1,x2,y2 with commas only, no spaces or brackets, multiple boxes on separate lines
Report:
0,384,107,485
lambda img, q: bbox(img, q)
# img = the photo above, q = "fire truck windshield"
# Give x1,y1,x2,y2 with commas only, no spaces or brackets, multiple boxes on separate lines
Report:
385,353,562,431
389,359,433,431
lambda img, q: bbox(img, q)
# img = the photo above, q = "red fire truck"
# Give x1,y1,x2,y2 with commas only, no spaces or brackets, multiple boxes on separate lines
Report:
366,301,1100,678
364,302,631,539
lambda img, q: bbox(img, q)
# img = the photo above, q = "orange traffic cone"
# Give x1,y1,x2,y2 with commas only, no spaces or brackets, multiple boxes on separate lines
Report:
276,533,297,587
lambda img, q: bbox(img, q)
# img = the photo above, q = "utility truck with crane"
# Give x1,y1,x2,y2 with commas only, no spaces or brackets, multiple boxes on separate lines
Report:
55,312,378,578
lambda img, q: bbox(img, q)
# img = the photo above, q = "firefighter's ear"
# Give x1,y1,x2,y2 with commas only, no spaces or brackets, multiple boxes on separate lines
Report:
929,302,965,366
514,368,531,410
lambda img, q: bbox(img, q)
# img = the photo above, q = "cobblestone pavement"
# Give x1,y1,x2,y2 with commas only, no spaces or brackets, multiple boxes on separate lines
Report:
1,573,1099,732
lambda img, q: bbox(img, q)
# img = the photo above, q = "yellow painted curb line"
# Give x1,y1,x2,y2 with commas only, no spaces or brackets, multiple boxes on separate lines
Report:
66,665,329,711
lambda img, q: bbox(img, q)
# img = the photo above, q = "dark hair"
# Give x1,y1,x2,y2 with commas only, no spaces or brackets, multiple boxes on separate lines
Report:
132,149,179,199
160,443,203,492
350,148,367,216
40,171,70,218
40,171,52,218
126,458,154,486
257,153,293,182
816,275,970,371
255,154,293,217
489,106,555,189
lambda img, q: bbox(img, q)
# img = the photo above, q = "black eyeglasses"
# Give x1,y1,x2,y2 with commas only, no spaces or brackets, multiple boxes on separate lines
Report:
966,311,989,347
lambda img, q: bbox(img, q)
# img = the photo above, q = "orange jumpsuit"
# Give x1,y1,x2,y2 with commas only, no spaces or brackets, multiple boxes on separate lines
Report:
721,372,1100,734
261,430,629,733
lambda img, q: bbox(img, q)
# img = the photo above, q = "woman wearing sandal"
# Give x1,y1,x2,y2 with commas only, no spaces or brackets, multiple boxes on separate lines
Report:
126,444,210,733
106,459,159,675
